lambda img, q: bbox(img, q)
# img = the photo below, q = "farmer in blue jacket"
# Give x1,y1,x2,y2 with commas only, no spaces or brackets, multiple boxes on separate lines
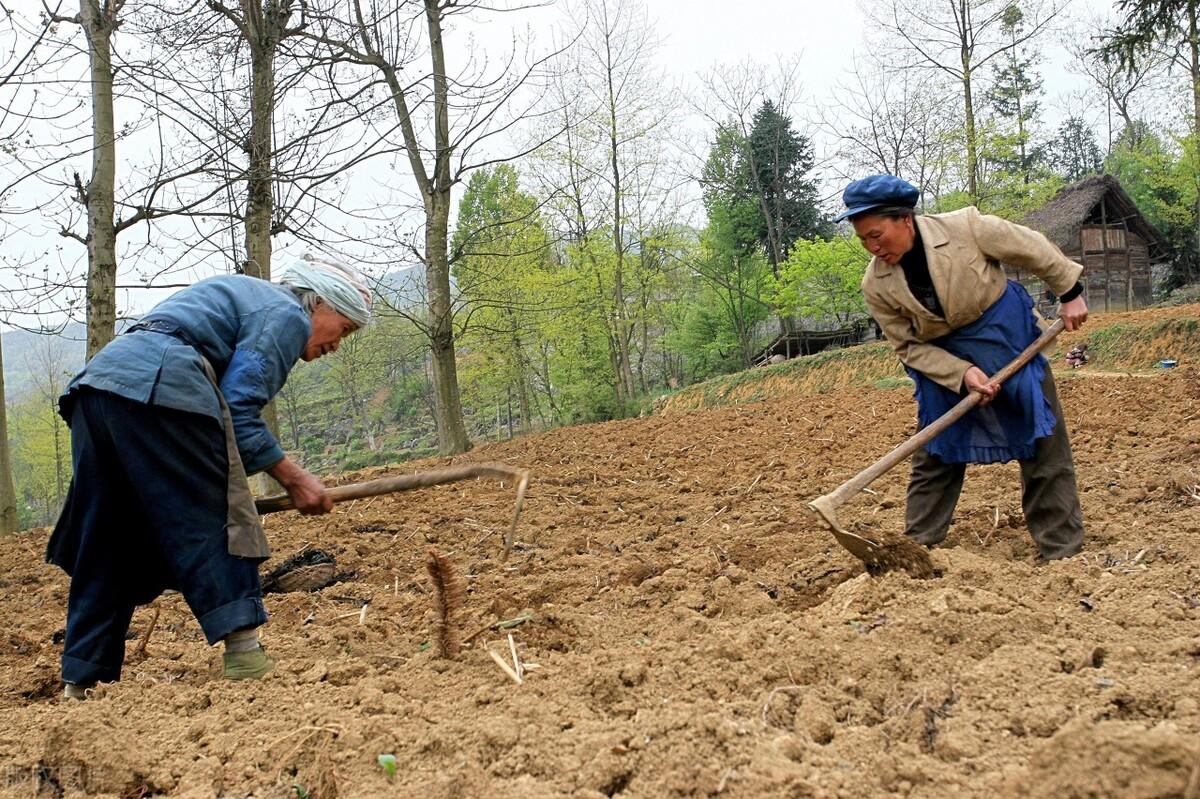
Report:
47,255,372,699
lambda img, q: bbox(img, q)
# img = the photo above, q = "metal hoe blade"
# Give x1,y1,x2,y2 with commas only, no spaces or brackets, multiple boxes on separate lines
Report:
808,494,885,563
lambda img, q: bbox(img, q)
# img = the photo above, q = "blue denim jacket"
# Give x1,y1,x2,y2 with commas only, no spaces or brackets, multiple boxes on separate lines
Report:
59,275,311,474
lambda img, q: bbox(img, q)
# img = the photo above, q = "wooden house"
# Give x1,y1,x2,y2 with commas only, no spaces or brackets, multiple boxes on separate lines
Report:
1008,175,1170,312
751,319,872,367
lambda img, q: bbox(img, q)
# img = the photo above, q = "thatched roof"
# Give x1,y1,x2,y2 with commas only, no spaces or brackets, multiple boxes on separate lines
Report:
1020,174,1170,260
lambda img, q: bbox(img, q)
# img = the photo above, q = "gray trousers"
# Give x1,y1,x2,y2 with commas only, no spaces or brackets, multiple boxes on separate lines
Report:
905,371,1084,560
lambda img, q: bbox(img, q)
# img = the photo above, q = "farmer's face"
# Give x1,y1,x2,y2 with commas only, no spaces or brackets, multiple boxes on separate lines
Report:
852,214,916,266
303,302,357,361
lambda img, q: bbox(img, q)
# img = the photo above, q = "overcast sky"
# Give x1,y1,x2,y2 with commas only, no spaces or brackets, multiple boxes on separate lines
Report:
550,0,1110,114
1,0,1119,327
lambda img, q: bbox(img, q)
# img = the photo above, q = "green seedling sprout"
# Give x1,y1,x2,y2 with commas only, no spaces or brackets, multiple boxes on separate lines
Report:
378,753,398,779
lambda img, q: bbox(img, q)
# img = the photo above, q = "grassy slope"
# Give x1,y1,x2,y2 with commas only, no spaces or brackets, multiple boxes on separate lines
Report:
657,302,1200,414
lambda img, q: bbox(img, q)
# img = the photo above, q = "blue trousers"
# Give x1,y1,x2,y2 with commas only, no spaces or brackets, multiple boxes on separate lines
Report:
48,390,268,685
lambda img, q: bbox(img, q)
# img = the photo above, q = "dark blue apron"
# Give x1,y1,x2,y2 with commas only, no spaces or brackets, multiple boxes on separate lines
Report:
908,281,1057,464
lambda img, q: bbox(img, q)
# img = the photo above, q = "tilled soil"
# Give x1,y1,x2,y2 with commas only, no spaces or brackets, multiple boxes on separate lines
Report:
0,369,1197,798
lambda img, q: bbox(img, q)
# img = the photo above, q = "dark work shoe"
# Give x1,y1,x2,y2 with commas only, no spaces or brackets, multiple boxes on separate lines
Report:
222,646,276,680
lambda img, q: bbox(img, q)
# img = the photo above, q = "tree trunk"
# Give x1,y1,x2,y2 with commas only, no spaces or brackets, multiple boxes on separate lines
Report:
511,329,532,434
426,193,471,453
1015,84,1028,185
962,62,978,203
0,333,17,534
424,0,471,454
1191,1,1200,136
1189,2,1200,279
238,0,291,488
81,0,117,361
243,43,275,279
604,26,637,404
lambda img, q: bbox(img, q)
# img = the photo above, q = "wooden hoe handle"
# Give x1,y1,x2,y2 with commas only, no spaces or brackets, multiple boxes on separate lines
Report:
255,462,531,560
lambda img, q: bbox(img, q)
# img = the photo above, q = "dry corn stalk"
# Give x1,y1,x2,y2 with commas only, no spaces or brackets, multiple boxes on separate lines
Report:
425,549,465,658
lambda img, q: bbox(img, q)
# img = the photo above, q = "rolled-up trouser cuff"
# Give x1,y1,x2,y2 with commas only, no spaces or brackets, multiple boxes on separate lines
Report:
62,654,121,686
196,597,268,646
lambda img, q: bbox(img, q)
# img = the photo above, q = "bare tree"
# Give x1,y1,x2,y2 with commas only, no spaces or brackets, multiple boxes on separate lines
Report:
824,53,961,204
302,0,564,454
865,0,1063,202
529,0,678,406
1064,14,1168,150
583,0,665,400
33,0,124,359
0,335,16,533
200,0,307,278
0,5,68,533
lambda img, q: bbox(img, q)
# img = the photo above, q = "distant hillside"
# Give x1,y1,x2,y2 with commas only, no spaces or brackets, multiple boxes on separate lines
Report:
2,324,86,402
378,263,427,309
655,303,1200,414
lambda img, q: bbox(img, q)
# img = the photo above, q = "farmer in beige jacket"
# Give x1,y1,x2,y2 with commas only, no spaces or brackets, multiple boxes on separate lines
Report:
837,175,1088,560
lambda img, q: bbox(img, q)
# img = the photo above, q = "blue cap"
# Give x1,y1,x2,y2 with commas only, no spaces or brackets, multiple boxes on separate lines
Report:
835,174,920,222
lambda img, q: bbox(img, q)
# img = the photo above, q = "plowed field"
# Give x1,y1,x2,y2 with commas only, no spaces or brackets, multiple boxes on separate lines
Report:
0,366,1197,798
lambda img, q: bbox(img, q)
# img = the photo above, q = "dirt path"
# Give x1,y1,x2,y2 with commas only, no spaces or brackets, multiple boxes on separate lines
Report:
0,370,1197,798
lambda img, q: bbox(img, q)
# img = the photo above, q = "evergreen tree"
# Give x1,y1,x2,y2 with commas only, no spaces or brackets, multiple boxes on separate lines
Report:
986,4,1045,183
700,124,760,257
1047,117,1103,181
693,125,773,372
747,100,827,271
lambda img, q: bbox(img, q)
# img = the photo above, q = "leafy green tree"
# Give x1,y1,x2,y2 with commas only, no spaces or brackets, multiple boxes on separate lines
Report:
681,209,772,373
700,124,759,256
1106,126,1199,290
667,284,758,380
537,239,631,421
770,237,869,326
698,105,826,343
8,392,68,529
451,165,556,434
688,124,775,372
276,313,434,474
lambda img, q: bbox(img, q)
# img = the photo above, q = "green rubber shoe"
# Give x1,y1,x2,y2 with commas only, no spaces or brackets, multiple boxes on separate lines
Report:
222,646,276,681
63,682,92,701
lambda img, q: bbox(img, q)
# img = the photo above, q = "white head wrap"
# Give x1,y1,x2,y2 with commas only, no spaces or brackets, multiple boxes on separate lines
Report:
277,253,372,328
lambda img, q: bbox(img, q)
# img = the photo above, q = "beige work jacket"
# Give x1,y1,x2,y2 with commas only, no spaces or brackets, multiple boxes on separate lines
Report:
861,206,1083,392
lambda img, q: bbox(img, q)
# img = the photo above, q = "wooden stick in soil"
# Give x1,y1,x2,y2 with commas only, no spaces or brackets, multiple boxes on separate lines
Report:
133,605,161,660
485,646,522,684
507,633,522,681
